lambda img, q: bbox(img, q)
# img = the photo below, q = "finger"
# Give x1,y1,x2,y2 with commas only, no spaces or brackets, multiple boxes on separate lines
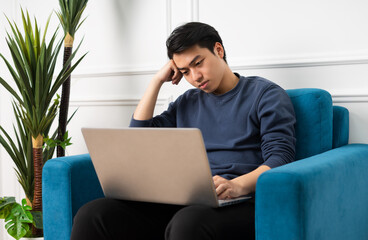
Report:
213,175,221,181
171,68,179,79
215,183,228,197
218,188,232,200
215,180,238,199
172,77,181,85
221,188,237,200
213,175,227,187
159,61,176,83
169,60,182,83
213,175,226,182
213,175,220,187
171,70,182,84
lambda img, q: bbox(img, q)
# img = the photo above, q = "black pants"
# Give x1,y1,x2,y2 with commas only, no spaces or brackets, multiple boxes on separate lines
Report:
70,198,255,240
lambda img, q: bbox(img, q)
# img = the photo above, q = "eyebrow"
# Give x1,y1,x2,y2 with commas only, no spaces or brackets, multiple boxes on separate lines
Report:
177,55,202,70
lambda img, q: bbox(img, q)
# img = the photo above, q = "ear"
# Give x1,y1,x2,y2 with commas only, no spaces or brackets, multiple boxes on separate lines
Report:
214,42,224,59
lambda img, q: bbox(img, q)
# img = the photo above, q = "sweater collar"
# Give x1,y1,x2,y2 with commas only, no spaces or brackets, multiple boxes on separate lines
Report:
207,73,241,101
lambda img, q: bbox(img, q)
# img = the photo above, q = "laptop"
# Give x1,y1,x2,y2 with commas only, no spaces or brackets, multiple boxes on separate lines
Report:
82,127,251,208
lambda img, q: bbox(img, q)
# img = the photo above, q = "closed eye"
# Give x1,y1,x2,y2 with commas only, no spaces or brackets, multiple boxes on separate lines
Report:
195,59,204,66
179,57,204,75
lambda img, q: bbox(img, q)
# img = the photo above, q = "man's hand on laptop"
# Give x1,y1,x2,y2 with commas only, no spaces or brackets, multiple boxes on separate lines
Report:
213,175,249,200
214,165,271,200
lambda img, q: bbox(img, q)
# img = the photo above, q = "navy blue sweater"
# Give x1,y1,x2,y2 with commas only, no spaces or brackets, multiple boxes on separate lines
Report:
130,75,296,179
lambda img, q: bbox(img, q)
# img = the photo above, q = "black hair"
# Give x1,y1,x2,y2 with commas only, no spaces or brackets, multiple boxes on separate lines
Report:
166,22,227,63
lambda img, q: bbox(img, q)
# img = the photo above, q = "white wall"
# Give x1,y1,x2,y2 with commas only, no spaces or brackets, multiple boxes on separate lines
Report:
1,0,368,238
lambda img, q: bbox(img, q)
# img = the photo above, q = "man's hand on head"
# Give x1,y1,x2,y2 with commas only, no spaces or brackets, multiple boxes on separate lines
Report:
153,60,183,85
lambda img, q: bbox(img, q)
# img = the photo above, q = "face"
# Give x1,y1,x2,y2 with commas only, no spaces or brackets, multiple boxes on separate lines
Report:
173,43,227,94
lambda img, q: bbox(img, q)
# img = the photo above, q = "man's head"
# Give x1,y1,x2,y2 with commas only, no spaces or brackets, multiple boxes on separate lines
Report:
166,22,227,63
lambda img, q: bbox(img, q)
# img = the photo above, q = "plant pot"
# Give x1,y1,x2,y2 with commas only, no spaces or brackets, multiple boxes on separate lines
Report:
3,236,43,240
21,238,44,240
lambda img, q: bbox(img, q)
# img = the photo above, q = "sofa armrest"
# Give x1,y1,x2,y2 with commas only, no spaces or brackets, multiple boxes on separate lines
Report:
255,144,368,240
43,154,104,240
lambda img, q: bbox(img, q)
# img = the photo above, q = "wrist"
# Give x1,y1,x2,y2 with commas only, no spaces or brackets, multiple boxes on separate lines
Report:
151,75,166,87
232,165,271,195
231,176,254,196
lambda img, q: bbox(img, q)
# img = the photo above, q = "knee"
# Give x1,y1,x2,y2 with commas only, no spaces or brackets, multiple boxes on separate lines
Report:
74,199,95,221
72,198,129,240
165,205,216,240
73,198,122,229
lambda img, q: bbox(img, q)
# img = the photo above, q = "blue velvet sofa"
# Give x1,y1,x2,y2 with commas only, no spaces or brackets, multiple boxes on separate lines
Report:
42,88,368,239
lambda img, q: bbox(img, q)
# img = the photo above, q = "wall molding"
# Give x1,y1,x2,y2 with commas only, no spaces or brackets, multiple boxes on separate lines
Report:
71,67,158,79
190,0,199,21
230,54,368,70
166,0,172,36
68,93,368,107
69,96,174,107
71,53,368,79
332,94,368,103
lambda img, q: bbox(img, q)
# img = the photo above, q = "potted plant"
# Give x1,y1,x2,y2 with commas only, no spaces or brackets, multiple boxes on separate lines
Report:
0,102,73,208
0,8,85,238
0,107,72,239
0,197,42,240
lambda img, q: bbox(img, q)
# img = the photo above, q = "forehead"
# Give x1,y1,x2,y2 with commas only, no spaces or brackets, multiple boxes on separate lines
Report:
172,45,212,67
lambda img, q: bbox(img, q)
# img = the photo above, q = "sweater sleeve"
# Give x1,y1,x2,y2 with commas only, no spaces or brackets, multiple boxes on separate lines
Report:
129,99,178,128
257,85,296,168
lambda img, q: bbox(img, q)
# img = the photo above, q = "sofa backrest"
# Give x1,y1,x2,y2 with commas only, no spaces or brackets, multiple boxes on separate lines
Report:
286,88,344,160
332,106,349,149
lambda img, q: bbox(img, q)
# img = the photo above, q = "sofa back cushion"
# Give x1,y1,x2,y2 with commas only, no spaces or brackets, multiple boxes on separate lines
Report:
332,106,349,149
286,89,333,160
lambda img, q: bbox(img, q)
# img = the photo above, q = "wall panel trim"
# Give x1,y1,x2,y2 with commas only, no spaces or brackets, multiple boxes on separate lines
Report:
166,0,172,36
70,96,174,107
332,94,368,103
190,0,199,21
68,94,368,107
231,54,368,70
72,54,368,78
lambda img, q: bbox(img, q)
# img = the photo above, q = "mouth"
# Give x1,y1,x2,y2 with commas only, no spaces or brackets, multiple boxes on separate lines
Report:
199,80,209,89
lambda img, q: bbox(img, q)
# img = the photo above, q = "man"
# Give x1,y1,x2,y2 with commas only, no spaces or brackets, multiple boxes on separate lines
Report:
71,22,296,240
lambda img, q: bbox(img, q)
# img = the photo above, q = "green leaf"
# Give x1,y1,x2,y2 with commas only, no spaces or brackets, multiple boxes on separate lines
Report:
31,211,43,229
0,197,16,219
0,75,23,105
0,205,12,219
57,0,89,37
4,199,33,240
0,104,34,200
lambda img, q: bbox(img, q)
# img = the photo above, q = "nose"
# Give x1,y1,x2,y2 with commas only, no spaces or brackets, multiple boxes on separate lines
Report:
191,69,203,82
